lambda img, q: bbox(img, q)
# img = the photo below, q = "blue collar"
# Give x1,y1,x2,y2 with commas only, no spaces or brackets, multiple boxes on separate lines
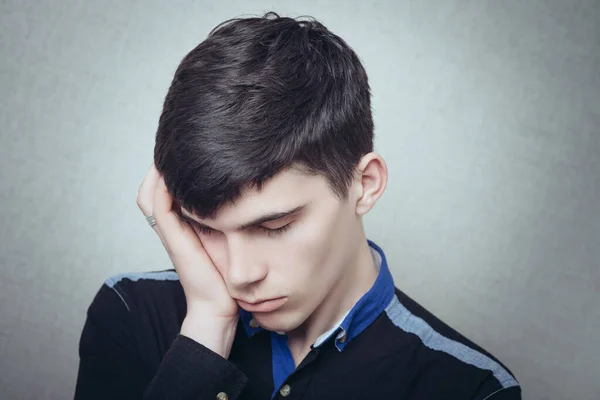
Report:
239,239,395,351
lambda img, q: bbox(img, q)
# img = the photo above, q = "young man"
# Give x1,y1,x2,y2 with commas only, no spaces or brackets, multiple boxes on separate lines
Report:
75,12,521,400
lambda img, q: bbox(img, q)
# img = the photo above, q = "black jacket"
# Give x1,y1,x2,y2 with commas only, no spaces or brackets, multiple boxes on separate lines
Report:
74,269,521,399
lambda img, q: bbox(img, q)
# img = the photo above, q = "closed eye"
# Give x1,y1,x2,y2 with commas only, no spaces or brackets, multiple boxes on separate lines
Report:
193,223,292,238
258,223,292,237
193,225,216,236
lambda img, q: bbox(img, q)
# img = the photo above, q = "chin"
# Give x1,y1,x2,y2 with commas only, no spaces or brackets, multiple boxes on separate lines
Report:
253,309,305,333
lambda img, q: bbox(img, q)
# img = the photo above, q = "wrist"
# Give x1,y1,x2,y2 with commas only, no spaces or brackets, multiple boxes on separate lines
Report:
180,309,239,358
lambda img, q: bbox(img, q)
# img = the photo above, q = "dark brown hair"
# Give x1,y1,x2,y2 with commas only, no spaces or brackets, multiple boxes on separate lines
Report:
154,12,374,219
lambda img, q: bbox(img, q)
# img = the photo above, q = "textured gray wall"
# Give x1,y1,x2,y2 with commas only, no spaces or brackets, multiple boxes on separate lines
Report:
1,1,598,399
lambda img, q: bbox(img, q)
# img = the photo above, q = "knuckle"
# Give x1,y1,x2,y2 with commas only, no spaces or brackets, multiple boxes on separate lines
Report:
136,197,150,214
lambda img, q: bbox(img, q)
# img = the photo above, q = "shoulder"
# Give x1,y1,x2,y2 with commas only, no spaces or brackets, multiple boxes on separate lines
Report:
102,269,184,312
381,288,521,399
77,271,190,389
84,269,187,341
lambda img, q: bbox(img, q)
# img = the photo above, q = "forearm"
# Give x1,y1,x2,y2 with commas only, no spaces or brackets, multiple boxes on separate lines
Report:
144,334,248,400
75,284,249,400
145,308,246,399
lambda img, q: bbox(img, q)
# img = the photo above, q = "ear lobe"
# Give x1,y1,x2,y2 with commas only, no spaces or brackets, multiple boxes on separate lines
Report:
356,197,372,216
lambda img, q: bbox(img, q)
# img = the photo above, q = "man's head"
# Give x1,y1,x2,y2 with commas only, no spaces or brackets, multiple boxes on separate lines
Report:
154,12,387,333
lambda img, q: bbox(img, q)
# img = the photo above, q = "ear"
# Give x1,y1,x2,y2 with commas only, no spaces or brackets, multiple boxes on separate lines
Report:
354,152,388,215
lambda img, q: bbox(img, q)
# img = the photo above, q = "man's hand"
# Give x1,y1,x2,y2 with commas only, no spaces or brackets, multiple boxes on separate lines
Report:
136,163,239,358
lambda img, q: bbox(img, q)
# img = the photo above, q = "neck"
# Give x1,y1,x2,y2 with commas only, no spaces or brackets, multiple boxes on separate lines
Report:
287,236,379,359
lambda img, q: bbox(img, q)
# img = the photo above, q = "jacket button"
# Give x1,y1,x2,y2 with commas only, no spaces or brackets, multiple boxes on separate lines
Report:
249,318,259,328
279,384,291,397
216,392,228,400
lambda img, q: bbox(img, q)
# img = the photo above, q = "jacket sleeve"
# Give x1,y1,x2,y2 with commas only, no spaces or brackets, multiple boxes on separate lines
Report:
472,378,522,400
74,284,249,400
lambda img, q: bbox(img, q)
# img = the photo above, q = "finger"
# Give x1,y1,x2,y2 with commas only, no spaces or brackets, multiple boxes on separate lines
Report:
137,162,161,216
137,163,168,243
152,174,175,220
153,175,205,255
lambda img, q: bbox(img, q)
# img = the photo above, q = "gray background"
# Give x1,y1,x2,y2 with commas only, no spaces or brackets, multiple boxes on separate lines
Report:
1,1,598,399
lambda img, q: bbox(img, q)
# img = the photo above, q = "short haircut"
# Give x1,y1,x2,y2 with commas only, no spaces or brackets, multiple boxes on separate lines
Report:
154,11,374,219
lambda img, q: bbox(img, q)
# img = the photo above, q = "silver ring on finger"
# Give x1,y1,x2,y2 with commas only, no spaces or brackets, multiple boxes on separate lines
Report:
145,214,157,227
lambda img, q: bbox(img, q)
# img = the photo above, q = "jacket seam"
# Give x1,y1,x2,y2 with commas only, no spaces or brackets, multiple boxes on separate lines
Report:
108,283,131,312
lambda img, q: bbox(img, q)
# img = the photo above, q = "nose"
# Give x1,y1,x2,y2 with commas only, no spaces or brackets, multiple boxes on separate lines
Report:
226,236,267,290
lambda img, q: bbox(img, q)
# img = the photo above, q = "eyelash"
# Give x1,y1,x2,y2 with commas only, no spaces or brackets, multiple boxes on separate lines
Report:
194,223,292,238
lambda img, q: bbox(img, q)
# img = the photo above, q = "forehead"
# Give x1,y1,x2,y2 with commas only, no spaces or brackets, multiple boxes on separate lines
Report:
180,168,333,222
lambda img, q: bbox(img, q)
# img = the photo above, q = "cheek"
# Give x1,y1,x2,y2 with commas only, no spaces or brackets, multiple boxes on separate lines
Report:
299,208,355,278
280,215,342,280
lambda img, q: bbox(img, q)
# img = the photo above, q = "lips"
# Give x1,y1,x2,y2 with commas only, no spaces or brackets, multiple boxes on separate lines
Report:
236,297,287,313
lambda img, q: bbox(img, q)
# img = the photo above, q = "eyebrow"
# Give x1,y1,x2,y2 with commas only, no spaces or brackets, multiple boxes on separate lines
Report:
177,204,307,231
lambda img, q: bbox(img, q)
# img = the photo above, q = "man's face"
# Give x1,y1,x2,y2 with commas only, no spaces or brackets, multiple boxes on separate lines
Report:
180,167,365,333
